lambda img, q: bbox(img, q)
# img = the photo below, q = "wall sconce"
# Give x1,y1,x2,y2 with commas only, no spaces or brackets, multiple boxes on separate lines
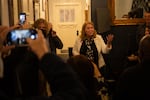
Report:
85,0,89,10
85,0,89,21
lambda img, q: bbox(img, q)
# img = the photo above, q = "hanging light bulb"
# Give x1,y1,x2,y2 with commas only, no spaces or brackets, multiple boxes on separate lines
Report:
85,0,89,10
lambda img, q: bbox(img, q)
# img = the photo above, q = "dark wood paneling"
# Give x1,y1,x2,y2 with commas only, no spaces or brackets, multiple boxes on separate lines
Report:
108,25,138,79
91,0,108,30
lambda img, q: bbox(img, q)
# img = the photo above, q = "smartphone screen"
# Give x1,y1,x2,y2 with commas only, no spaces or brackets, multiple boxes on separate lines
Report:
19,13,26,25
6,29,37,46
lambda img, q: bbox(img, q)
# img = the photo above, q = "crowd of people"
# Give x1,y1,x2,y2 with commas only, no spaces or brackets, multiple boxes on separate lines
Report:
0,24,87,100
0,10,150,100
113,10,150,100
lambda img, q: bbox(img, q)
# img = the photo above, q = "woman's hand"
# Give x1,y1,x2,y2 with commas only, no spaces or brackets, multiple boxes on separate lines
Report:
106,34,114,44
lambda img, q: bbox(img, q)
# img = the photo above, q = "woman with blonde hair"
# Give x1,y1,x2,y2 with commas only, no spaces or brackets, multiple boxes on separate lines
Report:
73,21,114,75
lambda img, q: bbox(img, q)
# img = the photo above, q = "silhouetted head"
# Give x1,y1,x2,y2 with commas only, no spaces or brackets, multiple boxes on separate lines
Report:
67,55,94,81
144,11,150,25
33,18,49,37
67,55,100,100
138,35,150,62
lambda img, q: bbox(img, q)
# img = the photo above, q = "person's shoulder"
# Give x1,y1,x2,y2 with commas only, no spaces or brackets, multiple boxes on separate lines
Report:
96,34,102,37
125,64,140,72
95,34,103,41
95,34,102,39
137,23,146,28
121,64,141,78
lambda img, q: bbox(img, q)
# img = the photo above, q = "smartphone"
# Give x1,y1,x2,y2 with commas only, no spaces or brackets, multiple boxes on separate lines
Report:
19,13,26,25
6,29,37,46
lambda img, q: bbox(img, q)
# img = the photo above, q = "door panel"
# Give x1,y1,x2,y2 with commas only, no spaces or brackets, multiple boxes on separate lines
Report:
52,2,85,54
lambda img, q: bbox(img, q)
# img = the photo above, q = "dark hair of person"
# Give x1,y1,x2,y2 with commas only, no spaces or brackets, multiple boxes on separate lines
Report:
33,18,49,37
67,55,94,81
67,55,99,100
138,35,150,62
33,18,48,31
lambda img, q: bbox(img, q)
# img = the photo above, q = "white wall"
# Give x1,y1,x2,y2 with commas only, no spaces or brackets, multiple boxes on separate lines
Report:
48,0,90,54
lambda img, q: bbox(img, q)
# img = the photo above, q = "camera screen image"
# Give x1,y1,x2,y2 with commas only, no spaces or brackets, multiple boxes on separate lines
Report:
6,29,37,46
19,13,26,25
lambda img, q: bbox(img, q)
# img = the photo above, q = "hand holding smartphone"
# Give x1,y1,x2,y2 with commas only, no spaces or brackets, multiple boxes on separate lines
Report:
6,29,38,46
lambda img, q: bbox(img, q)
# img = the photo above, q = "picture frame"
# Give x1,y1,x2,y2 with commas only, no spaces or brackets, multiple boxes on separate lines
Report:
59,8,75,23
54,3,79,25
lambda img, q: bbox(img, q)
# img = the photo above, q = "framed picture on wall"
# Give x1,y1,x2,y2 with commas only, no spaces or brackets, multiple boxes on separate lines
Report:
54,3,79,25
59,8,75,23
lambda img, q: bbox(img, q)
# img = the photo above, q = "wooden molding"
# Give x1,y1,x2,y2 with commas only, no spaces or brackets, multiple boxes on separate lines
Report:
113,18,145,26
108,0,145,26
85,10,88,22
